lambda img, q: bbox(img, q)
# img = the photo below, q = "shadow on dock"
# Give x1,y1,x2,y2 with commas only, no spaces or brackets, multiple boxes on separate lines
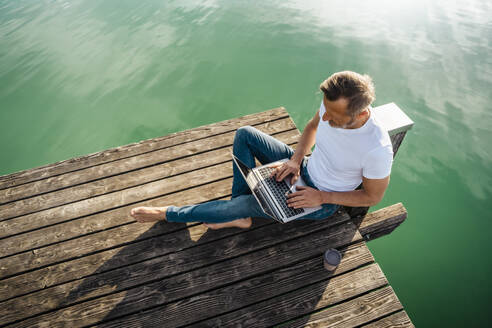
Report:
58,210,362,327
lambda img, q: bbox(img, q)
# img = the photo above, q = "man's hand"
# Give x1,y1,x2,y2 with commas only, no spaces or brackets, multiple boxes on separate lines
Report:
270,159,301,185
286,185,323,208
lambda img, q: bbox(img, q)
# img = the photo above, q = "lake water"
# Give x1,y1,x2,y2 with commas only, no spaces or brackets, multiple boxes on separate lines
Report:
1,0,491,326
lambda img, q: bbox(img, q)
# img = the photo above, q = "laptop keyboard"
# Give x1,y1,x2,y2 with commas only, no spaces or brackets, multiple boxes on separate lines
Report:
257,166,304,217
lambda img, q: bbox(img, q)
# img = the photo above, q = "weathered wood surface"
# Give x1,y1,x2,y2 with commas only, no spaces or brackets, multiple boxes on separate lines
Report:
0,106,412,327
0,121,298,236
0,118,296,219
7,221,361,327
362,311,414,328
0,128,299,256
98,253,382,328
277,287,403,328
0,107,288,190
1,212,352,323
357,203,407,241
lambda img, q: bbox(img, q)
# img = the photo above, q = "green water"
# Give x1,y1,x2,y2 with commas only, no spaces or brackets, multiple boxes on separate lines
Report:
1,0,491,326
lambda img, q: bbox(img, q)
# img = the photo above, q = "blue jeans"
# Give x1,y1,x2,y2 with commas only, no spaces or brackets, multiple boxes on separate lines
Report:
165,125,340,223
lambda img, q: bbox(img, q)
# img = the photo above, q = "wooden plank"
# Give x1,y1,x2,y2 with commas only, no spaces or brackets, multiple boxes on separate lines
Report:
356,203,407,241
1,220,358,325
0,206,348,301
0,162,232,270
7,220,360,327
0,130,300,255
124,262,385,328
96,246,377,328
0,118,297,219
0,107,288,190
361,311,414,328
276,286,403,328
0,176,238,278
0,134,301,246
0,195,262,301
0,153,233,255
0,117,297,211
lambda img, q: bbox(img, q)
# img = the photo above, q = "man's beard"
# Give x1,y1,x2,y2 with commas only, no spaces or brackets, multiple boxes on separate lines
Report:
329,115,356,129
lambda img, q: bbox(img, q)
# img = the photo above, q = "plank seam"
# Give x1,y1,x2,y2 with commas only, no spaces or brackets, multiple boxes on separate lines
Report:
269,284,392,328
0,120,296,206
0,192,274,279
0,114,291,191
0,109,288,185
354,309,409,328
0,210,346,296
94,239,370,328
0,175,233,245
0,169,236,240
2,219,353,326
176,259,378,328
0,140,301,249
0,139,299,253
0,129,298,223
0,220,276,304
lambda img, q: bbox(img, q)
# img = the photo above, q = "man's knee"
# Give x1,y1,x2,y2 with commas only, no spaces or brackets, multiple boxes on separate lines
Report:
236,125,256,135
235,125,257,141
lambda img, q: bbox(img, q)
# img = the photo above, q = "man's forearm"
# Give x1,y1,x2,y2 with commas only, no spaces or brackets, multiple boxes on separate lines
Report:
291,123,317,165
320,189,380,207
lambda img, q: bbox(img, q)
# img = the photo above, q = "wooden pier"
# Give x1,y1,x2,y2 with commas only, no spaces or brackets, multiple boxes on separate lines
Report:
0,106,414,327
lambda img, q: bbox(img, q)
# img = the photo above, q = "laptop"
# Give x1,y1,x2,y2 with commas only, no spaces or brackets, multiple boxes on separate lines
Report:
231,152,322,223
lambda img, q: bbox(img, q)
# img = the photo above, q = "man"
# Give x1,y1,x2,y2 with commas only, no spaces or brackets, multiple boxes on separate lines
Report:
130,71,393,230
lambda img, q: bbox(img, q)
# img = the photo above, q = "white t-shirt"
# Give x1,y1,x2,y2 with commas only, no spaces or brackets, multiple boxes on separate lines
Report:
306,100,394,192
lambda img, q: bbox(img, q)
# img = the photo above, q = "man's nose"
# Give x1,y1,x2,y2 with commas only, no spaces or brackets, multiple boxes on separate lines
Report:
322,112,330,121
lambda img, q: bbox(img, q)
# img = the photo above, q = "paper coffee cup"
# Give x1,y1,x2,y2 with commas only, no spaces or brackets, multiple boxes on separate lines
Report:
323,248,341,272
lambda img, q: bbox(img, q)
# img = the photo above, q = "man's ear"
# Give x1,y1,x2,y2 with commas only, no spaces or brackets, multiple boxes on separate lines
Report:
357,109,369,119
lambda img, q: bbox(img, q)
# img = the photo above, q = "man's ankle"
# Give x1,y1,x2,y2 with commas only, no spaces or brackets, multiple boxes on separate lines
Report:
159,206,168,220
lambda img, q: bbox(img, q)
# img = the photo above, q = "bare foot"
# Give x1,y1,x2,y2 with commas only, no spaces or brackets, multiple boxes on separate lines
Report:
204,217,252,230
130,206,168,223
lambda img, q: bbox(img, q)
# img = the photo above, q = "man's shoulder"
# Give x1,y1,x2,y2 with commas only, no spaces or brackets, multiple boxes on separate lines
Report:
363,114,394,160
367,115,392,148
361,141,394,179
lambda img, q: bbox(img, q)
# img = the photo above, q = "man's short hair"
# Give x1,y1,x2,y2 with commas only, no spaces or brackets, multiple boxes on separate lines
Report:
319,71,375,116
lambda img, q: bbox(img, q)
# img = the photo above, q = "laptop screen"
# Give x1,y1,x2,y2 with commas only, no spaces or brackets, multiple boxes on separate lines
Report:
232,154,276,220
232,154,251,178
